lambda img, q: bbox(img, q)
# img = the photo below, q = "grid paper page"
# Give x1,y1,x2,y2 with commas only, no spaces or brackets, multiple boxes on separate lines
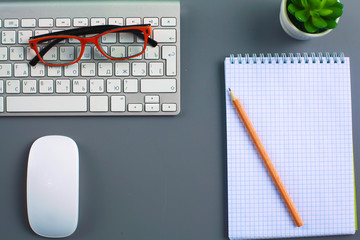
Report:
225,56,355,239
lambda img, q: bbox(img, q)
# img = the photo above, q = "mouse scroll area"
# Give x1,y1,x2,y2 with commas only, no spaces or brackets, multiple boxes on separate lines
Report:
27,135,79,238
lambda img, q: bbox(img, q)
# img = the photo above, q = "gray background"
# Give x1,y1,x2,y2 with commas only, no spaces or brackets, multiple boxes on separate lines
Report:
0,0,359,240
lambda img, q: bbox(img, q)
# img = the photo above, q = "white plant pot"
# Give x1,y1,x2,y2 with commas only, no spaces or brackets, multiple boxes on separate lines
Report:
279,0,338,40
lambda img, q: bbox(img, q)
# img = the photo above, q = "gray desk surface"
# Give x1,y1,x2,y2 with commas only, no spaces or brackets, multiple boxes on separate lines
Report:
0,0,359,239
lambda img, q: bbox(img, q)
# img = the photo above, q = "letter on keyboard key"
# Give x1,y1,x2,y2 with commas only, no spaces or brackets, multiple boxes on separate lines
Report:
7,96,87,112
14,63,29,77
0,47,8,60
141,79,176,93
23,80,37,93
2,31,16,44
162,46,176,76
0,64,12,77
0,80,3,93
6,80,20,93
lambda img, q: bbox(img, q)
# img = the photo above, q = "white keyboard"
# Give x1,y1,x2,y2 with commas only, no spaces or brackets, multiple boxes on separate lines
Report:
0,1,180,116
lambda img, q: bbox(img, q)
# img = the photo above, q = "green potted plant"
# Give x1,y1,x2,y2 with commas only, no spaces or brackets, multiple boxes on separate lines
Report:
280,0,343,40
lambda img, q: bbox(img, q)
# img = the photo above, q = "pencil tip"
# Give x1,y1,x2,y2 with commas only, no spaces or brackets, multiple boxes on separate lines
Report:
228,88,231,92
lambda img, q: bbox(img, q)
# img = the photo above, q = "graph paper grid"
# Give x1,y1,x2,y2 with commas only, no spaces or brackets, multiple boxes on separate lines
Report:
225,55,355,239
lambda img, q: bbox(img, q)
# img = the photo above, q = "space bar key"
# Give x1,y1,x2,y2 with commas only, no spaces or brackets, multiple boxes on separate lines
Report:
7,96,87,112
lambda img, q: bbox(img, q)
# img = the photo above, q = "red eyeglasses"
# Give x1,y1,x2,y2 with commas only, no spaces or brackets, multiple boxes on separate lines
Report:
28,24,158,67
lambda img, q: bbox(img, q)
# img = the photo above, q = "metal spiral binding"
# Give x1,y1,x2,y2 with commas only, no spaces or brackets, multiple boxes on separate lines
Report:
229,52,345,64
229,54,234,64
237,54,242,64
311,52,316,63
303,52,309,63
252,53,257,64
274,53,280,64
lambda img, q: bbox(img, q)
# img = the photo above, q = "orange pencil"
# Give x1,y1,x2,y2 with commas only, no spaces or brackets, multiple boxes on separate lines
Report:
229,88,303,227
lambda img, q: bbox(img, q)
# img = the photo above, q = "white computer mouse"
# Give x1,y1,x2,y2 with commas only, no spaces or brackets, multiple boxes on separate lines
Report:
27,135,79,238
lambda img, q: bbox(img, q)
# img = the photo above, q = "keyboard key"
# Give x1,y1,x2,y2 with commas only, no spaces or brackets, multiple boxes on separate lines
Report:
64,63,79,77
30,64,45,77
23,80,37,94
26,47,37,61
128,103,142,112
0,97,3,112
60,46,75,61
145,95,159,103
78,46,92,60
39,79,54,93
35,31,49,38
2,31,16,44
128,46,143,59
149,62,164,76
6,80,20,93
0,64,12,77
56,18,71,27
162,46,177,76
43,47,57,61
48,66,62,77
107,79,121,93
10,47,24,61
6,96,87,112
124,79,138,93
81,63,96,76
108,18,123,26
14,63,29,77
161,18,176,27
4,19,19,28
18,30,33,44
98,63,113,76
141,79,176,93
132,62,146,76
72,79,87,93
73,18,88,27
144,17,159,26
126,18,141,25
119,32,134,43
145,46,160,60
90,79,104,93
153,29,176,43
110,46,125,58
91,18,106,26
56,79,71,93
21,19,36,27
162,103,177,112
90,96,108,112
94,47,107,60
111,96,125,112
115,62,130,76
0,80,3,93
0,47,8,61
39,18,54,27
145,104,160,112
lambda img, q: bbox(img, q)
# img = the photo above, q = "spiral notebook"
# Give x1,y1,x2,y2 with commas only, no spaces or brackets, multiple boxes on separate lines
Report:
225,53,356,239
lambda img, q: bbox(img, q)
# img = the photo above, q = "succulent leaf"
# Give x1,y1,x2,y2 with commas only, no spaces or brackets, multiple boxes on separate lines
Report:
327,7,343,18
319,9,333,16
295,9,310,22
324,0,337,7
291,0,303,8
308,0,320,9
333,2,343,9
304,21,318,32
319,0,327,9
288,4,301,15
301,0,309,8
325,19,338,28
312,15,328,28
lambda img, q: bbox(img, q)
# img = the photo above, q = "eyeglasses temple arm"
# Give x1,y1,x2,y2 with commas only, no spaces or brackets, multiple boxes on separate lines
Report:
29,38,63,66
